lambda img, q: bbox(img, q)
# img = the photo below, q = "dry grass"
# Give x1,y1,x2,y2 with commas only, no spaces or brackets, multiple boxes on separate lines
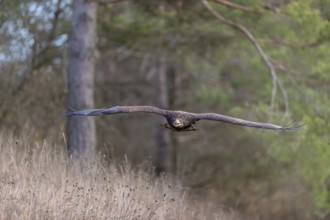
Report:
0,133,243,220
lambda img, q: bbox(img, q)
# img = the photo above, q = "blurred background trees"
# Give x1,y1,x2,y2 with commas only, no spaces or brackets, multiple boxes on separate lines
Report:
1,0,330,219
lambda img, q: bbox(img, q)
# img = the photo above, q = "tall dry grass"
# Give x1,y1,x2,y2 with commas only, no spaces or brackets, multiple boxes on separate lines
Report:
0,133,243,220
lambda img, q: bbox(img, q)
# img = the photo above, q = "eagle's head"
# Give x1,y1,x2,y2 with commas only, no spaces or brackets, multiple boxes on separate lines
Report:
173,118,184,128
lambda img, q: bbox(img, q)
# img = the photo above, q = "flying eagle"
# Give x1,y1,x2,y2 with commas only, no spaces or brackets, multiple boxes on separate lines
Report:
66,106,304,132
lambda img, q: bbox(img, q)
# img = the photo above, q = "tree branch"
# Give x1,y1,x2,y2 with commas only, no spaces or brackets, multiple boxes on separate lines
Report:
213,0,263,15
97,0,126,4
201,0,281,115
273,61,325,119
277,78,289,121
260,37,330,49
31,0,63,70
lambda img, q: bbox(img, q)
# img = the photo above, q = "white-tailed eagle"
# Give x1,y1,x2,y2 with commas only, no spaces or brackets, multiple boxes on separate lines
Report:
66,106,304,132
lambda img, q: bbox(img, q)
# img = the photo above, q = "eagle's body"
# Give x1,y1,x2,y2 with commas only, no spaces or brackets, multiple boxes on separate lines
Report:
165,111,198,131
67,105,304,132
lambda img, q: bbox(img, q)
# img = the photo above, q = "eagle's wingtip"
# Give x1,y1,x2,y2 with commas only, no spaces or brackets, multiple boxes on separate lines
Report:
65,110,76,116
283,122,306,131
66,106,79,116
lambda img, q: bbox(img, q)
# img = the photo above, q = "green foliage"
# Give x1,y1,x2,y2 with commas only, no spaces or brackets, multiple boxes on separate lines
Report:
286,0,329,43
311,44,330,80
293,116,330,215
261,1,330,215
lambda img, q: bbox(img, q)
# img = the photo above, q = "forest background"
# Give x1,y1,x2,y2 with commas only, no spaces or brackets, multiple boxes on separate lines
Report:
1,0,330,219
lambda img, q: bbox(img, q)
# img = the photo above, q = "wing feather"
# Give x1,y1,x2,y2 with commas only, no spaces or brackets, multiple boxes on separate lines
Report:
66,106,167,117
194,113,305,131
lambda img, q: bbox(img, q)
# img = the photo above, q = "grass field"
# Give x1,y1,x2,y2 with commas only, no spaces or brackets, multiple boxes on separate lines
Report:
0,133,243,220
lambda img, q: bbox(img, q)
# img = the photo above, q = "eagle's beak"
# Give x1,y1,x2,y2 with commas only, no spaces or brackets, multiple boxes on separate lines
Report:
173,119,183,128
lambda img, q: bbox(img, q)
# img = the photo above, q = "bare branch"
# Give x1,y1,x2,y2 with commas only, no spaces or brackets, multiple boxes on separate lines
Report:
260,37,330,49
273,61,325,119
30,0,64,70
201,0,281,115
97,0,126,4
213,0,263,15
277,78,289,122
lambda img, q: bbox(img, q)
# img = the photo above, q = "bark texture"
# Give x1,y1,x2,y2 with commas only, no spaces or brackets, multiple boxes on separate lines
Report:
67,0,97,159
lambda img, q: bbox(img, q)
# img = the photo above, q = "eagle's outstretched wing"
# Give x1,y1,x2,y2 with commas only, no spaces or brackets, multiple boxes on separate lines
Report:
194,113,305,131
67,105,305,131
66,106,167,117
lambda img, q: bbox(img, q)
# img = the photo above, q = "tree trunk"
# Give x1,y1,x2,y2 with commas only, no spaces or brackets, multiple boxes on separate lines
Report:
67,0,97,160
166,65,179,175
154,56,170,176
154,57,179,176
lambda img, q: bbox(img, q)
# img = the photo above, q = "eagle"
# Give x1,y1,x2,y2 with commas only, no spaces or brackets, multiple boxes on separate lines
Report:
66,105,304,132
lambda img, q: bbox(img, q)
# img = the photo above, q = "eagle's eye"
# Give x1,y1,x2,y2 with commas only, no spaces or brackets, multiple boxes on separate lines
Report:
173,119,183,128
